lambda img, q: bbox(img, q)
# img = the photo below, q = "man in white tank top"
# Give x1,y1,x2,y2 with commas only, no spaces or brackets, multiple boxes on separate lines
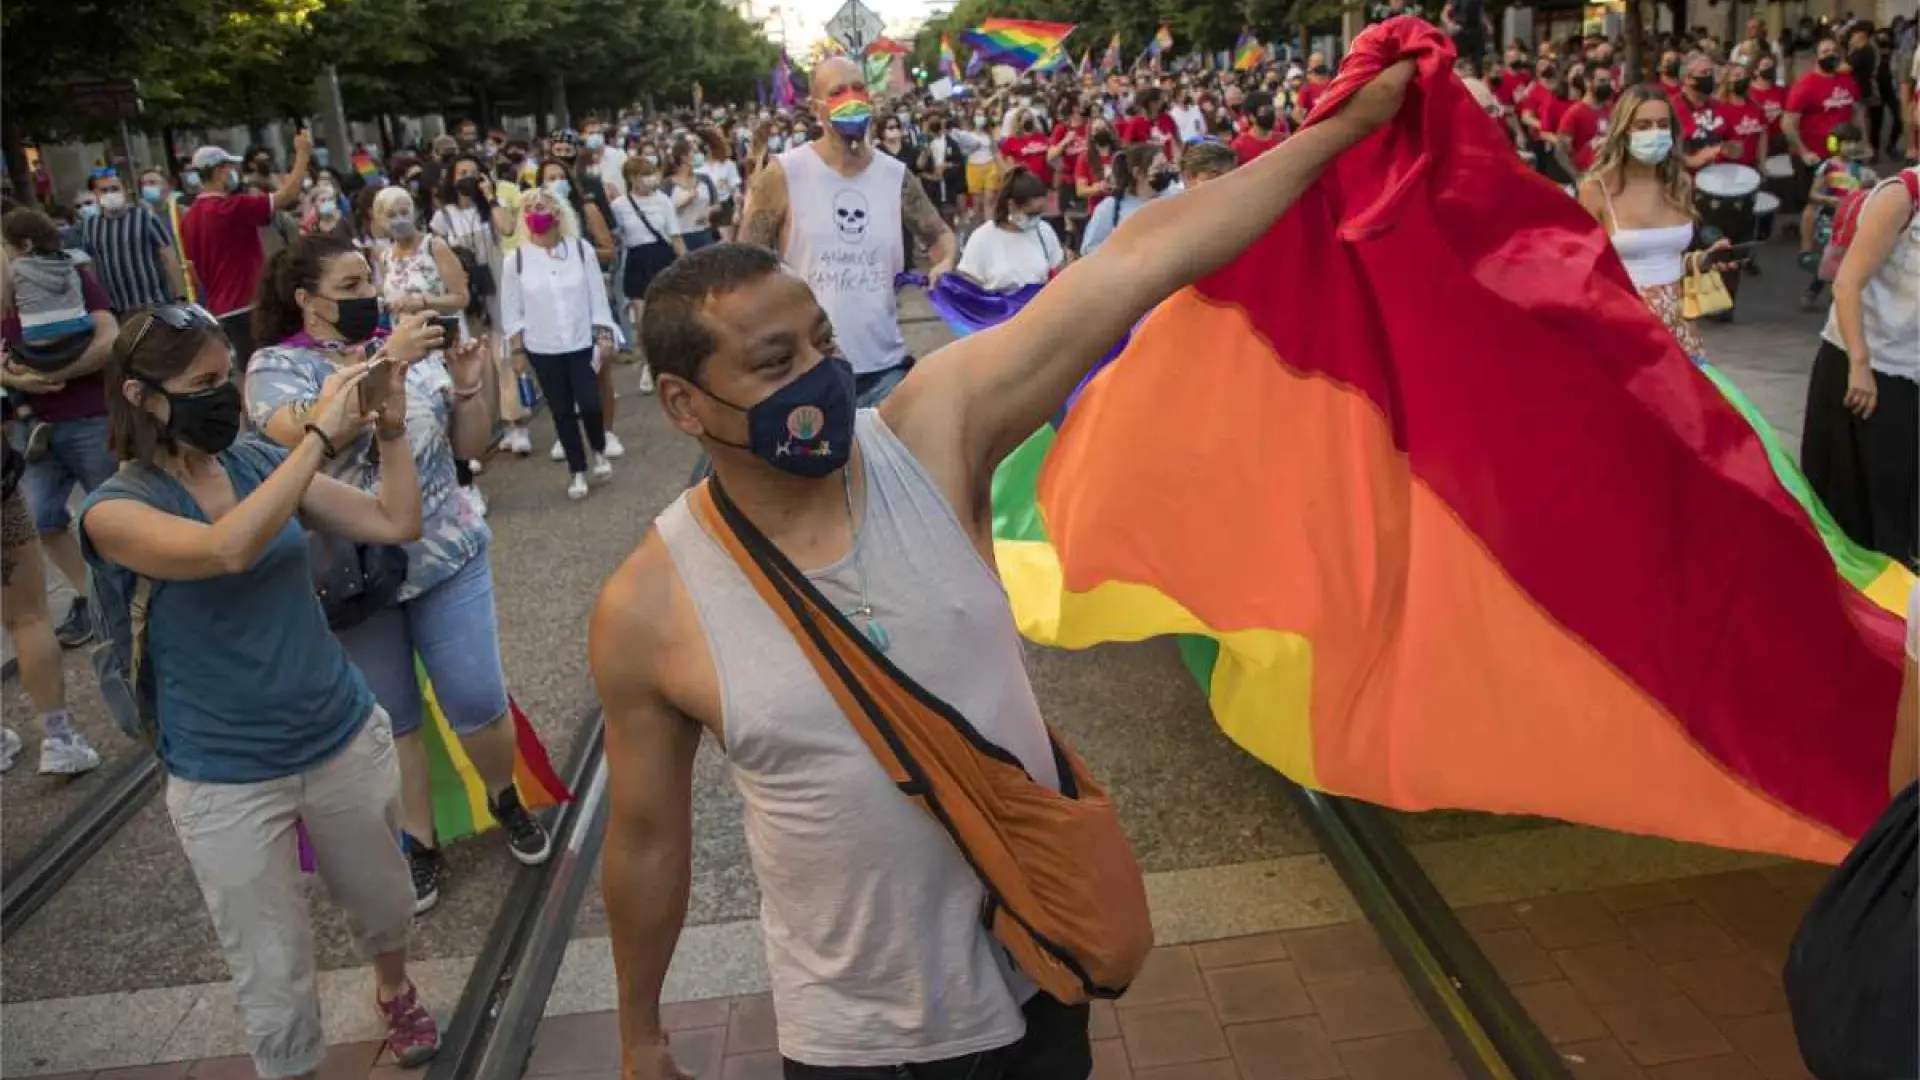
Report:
737,57,957,405
592,61,1413,1080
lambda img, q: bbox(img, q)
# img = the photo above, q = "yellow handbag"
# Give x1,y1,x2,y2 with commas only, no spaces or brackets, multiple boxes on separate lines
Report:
1681,251,1733,320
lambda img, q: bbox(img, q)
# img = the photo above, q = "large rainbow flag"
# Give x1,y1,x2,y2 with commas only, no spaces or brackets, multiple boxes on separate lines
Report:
977,18,1910,865
963,18,1075,69
938,34,957,77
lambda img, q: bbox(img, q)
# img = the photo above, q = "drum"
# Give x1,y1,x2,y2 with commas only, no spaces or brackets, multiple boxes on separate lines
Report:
1763,153,1801,215
1695,163,1762,244
1754,190,1781,241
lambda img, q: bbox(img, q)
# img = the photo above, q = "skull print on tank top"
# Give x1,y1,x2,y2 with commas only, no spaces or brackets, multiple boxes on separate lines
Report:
777,144,908,376
654,410,1060,1068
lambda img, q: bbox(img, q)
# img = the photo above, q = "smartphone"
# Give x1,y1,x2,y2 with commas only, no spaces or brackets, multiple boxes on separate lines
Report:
429,314,461,346
1707,242,1759,267
358,356,395,413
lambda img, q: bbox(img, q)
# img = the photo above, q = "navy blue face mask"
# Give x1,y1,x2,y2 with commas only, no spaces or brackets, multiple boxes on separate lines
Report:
697,356,857,478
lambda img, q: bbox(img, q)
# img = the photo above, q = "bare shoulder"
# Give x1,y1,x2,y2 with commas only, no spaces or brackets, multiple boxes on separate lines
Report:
878,339,995,540
589,525,722,739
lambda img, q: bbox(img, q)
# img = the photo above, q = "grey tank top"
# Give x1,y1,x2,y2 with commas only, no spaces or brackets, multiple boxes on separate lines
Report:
656,410,1061,1067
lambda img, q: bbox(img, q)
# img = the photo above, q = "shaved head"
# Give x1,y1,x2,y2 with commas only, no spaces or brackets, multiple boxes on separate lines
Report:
811,57,862,99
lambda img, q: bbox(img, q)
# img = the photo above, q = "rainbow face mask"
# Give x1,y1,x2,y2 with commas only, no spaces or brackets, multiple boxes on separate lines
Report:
825,89,874,143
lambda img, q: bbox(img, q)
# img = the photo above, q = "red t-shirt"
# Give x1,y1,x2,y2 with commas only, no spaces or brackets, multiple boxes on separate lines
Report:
1493,69,1534,108
1298,80,1332,118
1230,129,1284,165
1671,93,1715,144
1749,82,1787,140
2,265,109,422
1075,149,1115,211
1518,83,1563,135
1785,71,1860,158
182,191,273,317
1050,122,1088,186
1712,100,1768,166
999,134,1054,187
1557,100,1610,174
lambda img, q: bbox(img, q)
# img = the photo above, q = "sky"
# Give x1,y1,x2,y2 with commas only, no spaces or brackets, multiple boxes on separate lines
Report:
770,0,945,55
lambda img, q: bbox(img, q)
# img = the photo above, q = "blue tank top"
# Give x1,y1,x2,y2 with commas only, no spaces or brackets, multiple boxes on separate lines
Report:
80,437,373,783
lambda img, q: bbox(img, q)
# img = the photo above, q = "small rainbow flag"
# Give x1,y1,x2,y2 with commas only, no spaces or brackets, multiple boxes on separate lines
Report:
419,676,570,842
1149,25,1174,55
963,18,1075,69
939,34,957,77
865,35,909,56
351,148,378,181
1101,33,1121,73
1233,30,1265,71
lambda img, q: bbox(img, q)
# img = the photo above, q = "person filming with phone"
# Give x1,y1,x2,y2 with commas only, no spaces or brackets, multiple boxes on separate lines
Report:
245,234,550,918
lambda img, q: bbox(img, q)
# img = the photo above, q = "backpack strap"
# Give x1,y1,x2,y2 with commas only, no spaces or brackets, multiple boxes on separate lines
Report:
627,194,672,247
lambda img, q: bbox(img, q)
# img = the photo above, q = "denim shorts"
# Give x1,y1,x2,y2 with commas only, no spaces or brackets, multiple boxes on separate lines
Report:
22,413,116,532
337,553,509,739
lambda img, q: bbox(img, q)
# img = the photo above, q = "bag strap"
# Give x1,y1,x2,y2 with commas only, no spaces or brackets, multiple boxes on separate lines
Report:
627,194,672,247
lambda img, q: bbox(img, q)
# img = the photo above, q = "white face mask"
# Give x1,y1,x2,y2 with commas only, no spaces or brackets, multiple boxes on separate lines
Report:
1628,128,1673,164
99,191,127,213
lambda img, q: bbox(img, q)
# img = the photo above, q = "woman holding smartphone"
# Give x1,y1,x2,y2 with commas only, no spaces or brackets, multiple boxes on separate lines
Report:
245,234,549,918
79,305,439,1073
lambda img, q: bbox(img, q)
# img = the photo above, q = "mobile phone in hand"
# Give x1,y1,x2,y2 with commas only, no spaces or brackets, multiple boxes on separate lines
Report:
1708,242,1759,267
429,314,461,346
358,356,395,414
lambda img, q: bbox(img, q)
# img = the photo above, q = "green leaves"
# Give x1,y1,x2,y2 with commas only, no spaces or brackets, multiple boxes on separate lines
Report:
3,0,777,138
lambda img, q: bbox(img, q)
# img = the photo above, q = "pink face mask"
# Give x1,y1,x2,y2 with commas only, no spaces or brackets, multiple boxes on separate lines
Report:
526,210,557,235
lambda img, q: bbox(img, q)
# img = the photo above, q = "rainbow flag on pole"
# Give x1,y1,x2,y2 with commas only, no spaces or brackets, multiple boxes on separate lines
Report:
976,21,1909,867
963,18,1075,69
417,669,571,841
1149,25,1174,54
938,34,957,77
1233,30,1265,70
1100,33,1122,73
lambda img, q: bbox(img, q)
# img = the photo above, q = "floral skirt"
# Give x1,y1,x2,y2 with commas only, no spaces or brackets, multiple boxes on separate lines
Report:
1639,282,1707,364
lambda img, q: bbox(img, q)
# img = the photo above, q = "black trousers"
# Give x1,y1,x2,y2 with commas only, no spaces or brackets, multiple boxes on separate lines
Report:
526,346,604,474
781,993,1092,1080
1802,340,1919,568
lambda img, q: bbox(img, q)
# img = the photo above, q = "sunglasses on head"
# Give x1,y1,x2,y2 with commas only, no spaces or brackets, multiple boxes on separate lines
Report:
125,303,221,366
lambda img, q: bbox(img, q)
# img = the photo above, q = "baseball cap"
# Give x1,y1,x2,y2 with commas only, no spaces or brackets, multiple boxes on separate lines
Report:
191,145,241,171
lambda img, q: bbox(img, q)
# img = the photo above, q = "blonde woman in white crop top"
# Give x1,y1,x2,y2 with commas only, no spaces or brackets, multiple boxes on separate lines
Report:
1575,85,1732,364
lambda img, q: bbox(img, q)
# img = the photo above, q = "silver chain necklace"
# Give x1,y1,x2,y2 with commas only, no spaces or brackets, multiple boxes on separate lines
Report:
840,465,891,653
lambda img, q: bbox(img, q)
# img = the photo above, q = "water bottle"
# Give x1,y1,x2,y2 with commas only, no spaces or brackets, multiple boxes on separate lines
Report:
517,372,538,410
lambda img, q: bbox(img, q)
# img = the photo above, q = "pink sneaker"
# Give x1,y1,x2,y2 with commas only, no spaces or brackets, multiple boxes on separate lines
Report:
377,983,441,1068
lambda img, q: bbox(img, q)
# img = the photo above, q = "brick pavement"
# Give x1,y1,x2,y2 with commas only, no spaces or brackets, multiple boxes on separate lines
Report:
33,862,1826,1080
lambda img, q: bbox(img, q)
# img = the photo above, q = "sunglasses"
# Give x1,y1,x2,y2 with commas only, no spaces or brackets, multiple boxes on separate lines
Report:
125,303,221,366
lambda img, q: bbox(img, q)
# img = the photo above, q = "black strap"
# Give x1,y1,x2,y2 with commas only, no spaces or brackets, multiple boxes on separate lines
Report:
626,194,673,247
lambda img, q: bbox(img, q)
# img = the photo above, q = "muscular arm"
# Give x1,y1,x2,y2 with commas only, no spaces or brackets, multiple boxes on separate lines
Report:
884,65,1410,506
902,172,956,279
736,159,789,250
590,540,704,1068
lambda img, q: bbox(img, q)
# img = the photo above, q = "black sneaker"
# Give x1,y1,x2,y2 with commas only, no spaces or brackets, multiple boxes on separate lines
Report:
408,843,447,915
491,786,552,866
54,598,95,649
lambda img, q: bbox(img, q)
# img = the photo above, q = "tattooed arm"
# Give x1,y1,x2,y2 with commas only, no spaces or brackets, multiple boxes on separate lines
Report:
736,159,789,251
902,171,956,286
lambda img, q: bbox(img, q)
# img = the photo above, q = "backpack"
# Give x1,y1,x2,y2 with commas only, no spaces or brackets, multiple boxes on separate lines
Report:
692,479,1153,1003
82,462,187,745
439,231,495,318
1819,167,1919,281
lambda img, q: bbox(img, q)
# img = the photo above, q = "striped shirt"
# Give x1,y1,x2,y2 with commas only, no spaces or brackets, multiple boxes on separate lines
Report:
77,206,176,314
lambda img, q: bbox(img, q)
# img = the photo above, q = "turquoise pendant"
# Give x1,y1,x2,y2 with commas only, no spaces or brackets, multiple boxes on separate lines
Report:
864,618,892,654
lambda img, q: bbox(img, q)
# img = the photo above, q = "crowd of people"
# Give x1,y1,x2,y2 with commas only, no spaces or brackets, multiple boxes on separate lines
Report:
0,10,1914,1080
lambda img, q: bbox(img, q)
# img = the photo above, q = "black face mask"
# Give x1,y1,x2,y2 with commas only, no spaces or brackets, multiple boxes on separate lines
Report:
146,379,244,455
1309,65,1330,76
1732,77,1752,96
1818,54,1841,73
1593,83,1615,103
326,295,381,343
1148,167,1177,193
456,176,483,200
1508,59,1527,70
696,356,857,478
1661,61,1681,77
1540,66,1557,81
1254,108,1277,130
1756,66,1775,81
1690,75,1715,95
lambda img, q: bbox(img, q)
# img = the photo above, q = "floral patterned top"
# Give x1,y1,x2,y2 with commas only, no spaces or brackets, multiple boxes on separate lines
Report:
245,341,488,602
374,236,464,339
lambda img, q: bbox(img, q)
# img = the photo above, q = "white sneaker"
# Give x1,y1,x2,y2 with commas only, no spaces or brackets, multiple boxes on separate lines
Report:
550,440,567,462
566,473,589,501
1,728,21,774
504,427,533,456
463,485,489,518
602,432,626,459
590,455,614,483
467,458,484,477
39,732,101,776
638,367,655,395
